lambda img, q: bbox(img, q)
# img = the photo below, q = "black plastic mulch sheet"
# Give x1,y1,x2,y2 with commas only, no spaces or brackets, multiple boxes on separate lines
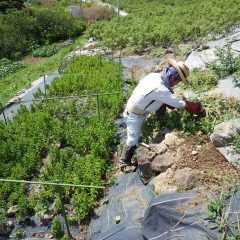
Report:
90,188,240,240
142,191,217,240
87,172,155,240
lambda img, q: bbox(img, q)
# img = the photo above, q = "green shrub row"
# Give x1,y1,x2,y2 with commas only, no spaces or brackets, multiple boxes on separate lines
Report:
0,8,86,60
0,55,123,222
88,0,240,50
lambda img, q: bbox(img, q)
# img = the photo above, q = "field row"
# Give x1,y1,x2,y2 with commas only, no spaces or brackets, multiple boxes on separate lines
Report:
0,55,124,223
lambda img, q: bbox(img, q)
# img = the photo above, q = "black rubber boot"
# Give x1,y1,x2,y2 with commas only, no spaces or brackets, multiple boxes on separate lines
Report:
137,169,150,185
119,145,136,167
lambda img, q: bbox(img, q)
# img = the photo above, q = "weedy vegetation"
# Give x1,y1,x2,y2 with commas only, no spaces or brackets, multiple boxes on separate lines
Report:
207,45,240,84
181,68,218,92
233,133,240,154
142,95,240,140
206,186,240,240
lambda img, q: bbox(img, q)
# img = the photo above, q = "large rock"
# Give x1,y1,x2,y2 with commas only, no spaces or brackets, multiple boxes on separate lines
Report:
231,40,240,52
185,51,206,70
151,169,177,195
208,76,240,99
173,167,201,190
199,48,218,63
210,119,240,147
151,152,174,173
136,147,157,178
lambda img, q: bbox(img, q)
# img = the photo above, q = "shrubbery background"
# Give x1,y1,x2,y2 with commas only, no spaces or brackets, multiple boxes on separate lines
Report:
0,8,85,60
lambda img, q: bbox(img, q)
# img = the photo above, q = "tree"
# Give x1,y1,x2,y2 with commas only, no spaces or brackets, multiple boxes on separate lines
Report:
0,0,25,13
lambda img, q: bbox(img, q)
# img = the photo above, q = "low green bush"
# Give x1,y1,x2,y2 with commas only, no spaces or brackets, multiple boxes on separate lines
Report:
32,43,61,57
0,11,37,59
207,46,240,79
30,8,86,44
0,58,26,79
207,45,240,84
15,229,26,239
51,216,64,239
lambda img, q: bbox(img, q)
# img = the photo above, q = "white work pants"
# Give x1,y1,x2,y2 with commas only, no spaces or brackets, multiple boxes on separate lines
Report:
123,110,147,147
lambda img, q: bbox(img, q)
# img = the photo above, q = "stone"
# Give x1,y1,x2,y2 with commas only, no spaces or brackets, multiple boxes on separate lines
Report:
155,142,168,154
151,169,177,195
201,45,210,50
165,48,174,54
7,205,18,217
136,147,157,178
192,150,198,156
152,127,171,144
197,131,203,136
164,132,184,148
151,152,174,173
43,213,53,220
176,146,187,159
174,167,201,190
45,233,54,239
210,119,240,147
60,39,73,48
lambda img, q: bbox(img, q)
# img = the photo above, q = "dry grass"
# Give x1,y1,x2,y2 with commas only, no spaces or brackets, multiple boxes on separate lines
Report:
83,4,115,23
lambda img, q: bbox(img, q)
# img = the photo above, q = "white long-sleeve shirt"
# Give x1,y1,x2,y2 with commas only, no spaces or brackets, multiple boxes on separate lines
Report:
127,73,186,113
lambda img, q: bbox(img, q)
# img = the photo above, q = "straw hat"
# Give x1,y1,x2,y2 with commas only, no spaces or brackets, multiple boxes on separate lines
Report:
167,59,190,84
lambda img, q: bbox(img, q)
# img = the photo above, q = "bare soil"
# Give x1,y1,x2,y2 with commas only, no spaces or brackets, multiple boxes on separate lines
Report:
21,56,46,65
174,134,240,187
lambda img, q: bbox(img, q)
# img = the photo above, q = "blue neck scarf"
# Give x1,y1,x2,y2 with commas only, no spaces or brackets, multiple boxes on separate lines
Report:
161,65,180,94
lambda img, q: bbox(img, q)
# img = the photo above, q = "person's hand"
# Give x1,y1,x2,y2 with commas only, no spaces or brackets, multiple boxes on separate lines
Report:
185,101,203,115
197,108,206,118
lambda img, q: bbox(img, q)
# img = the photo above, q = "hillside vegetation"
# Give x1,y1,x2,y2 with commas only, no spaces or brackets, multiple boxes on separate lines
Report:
89,0,240,50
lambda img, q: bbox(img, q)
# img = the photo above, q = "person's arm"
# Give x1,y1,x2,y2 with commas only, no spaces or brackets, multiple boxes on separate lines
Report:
150,89,205,115
149,89,186,109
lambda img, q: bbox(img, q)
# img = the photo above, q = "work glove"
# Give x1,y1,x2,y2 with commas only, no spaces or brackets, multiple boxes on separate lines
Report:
185,101,203,115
